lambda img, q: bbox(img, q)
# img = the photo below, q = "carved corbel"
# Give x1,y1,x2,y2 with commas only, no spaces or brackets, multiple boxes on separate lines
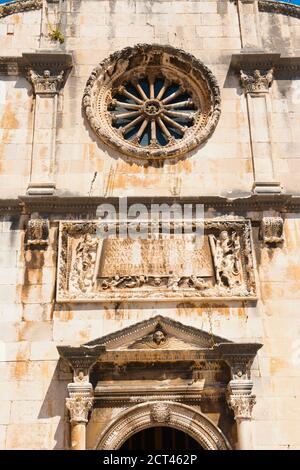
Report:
240,68,274,94
261,216,284,245
26,217,49,248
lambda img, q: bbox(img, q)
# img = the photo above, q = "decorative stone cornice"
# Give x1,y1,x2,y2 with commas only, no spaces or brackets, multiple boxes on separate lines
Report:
0,0,42,19
66,383,94,424
240,68,274,94
261,216,284,245
227,379,256,420
27,68,64,95
258,0,300,20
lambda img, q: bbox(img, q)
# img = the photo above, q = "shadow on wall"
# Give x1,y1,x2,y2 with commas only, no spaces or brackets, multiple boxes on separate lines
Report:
37,362,71,450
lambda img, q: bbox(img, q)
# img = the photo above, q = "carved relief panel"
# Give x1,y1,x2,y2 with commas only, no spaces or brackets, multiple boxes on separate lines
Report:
56,219,257,302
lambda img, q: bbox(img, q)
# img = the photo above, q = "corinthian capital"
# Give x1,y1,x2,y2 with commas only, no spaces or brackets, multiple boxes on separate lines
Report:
28,69,64,95
240,68,274,94
227,379,256,420
66,395,94,423
66,382,94,424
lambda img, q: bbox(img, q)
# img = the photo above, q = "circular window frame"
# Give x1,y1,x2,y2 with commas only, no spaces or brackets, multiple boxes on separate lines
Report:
83,44,221,160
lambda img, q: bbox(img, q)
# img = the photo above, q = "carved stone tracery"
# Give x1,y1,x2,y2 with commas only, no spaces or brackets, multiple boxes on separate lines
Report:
83,44,221,160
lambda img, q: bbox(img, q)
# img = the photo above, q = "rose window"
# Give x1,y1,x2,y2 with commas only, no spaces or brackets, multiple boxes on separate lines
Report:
109,77,196,147
83,44,221,160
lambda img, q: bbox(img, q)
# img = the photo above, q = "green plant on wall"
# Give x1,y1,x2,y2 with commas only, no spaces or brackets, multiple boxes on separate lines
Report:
48,22,64,44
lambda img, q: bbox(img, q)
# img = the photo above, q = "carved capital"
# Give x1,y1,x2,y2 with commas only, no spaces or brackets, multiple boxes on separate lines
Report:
240,68,274,94
261,216,284,245
227,379,256,420
66,382,94,424
150,402,171,423
27,69,64,95
26,218,49,248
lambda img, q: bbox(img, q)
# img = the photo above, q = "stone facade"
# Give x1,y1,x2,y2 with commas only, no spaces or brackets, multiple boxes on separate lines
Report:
0,0,300,450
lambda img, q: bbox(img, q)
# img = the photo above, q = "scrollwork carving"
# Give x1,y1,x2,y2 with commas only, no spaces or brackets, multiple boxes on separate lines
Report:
28,69,64,95
66,395,94,424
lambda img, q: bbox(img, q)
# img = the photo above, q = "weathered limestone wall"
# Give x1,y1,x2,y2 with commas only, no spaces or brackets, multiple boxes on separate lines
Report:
0,211,300,449
0,0,300,450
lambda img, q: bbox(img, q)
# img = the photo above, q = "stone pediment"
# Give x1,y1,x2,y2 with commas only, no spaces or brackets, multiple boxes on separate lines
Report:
58,316,262,381
85,315,231,352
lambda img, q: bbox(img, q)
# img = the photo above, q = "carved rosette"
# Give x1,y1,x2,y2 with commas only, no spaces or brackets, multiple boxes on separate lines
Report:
150,402,171,423
83,44,221,160
240,68,274,94
27,69,64,95
261,216,284,245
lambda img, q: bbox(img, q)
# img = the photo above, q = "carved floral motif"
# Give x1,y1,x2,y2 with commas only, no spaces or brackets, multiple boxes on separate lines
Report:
83,44,221,160
66,395,94,423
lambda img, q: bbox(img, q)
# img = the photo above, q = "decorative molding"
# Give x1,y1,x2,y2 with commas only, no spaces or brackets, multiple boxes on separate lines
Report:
0,0,42,19
83,43,221,160
240,68,274,94
56,219,257,302
261,216,284,245
258,0,300,20
26,218,49,248
96,401,231,450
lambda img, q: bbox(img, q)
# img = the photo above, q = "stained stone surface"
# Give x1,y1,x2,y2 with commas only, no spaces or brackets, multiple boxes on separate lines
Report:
0,0,300,450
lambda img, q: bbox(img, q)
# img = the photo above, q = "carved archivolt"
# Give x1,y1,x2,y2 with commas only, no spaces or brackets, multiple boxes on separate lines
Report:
95,401,231,450
83,44,221,160
56,219,257,302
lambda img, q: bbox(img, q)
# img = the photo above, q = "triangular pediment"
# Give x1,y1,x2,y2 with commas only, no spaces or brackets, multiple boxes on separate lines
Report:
84,315,232,351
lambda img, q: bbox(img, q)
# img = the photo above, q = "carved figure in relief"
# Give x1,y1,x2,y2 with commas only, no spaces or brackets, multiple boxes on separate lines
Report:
70,234,98,292
209,231,241,288
153,329,166,345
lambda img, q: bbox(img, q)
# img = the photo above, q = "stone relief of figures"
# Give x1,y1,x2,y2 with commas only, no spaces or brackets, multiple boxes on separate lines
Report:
69,234,98,293
209,231,242,289
57,220,256,301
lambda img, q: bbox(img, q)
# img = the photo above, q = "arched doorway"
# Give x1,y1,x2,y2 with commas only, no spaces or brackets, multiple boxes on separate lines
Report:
96,401,231,450
120,427,204,450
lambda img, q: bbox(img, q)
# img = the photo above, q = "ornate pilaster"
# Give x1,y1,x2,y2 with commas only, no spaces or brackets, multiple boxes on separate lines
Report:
23,52,72,195
227,379,256,449
66,382,94,450
239,65,281,195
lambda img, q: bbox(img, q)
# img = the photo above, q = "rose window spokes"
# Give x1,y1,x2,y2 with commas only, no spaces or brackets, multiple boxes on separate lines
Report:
108,76,197,147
